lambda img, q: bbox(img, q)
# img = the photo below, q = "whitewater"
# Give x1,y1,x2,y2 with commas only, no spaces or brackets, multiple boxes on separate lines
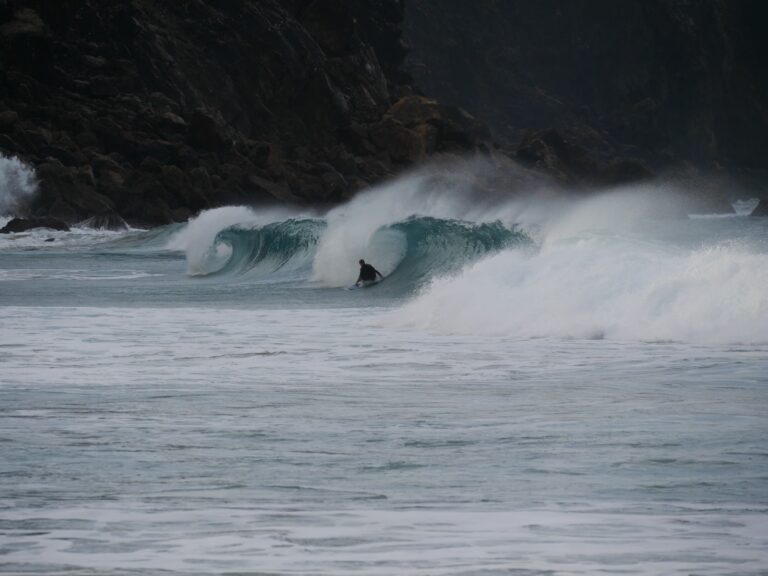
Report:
1,167,768,575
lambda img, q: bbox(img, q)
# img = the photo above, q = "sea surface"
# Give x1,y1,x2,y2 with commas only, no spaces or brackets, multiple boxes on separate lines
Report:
1,174,767,575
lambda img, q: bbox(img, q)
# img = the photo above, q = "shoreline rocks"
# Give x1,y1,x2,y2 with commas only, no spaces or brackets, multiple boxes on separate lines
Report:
0,216,69,233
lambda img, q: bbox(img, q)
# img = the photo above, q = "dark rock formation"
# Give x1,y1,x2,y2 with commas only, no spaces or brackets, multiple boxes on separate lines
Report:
0,216,69,233
1,0,763,225
751,199,768,217
0,0,492,226
404,0,768,180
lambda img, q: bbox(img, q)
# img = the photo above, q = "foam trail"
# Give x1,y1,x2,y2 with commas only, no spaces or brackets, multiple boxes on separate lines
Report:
0,154,38,217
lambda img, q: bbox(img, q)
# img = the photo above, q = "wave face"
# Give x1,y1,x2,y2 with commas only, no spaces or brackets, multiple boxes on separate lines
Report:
167,171,534,289
214,218,325,280
383,217,527,289
176,214,528,292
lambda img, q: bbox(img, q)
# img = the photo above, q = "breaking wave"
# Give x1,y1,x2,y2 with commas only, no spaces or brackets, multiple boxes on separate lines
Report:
162,167,768,343
389,235,768,344
175,214,528,291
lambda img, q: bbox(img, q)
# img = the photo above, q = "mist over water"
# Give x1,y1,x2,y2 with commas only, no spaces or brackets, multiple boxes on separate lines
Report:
2,166,768,575
387,186,768,344
0,154,38,217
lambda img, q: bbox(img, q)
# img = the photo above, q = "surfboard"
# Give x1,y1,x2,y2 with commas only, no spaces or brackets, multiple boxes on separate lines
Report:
345,278,384,290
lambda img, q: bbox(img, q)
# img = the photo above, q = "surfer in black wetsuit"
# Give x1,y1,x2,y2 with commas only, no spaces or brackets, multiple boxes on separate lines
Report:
357,259,383,286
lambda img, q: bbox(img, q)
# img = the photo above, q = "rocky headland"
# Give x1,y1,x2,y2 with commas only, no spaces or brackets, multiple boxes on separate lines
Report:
0,0,766,227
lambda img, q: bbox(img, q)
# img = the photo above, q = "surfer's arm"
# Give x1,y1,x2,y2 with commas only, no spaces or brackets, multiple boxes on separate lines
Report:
374,268,383,278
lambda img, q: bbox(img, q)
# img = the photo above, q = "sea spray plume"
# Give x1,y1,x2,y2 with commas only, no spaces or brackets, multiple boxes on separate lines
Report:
388,189,768,344
538,183,692,246
311,171,462,286
167,205,310,275
310,161,553,286
390,240,768,343
161,162,536,285
0,154,38,216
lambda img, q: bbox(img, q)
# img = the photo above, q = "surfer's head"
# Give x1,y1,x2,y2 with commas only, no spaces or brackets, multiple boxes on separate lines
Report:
359,259,365,266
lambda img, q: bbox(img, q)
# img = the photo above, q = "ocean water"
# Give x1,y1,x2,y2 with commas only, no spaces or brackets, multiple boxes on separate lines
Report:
1,172,768,575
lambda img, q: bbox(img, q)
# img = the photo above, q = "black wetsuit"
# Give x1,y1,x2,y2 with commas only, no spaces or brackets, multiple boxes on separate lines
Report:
359,263,380,282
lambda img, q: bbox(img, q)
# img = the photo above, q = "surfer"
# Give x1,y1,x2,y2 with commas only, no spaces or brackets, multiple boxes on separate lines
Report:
356,259,383,286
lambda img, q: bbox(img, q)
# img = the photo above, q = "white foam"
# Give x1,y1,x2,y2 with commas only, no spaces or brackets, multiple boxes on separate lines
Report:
391,235,768,344
0,224,132,250
0,268,163,281
1,505,766,575
0,154,37,216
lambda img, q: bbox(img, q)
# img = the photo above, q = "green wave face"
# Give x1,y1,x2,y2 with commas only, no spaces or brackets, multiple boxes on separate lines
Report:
201,216,530,292
382,217,530,290
215,218,326,281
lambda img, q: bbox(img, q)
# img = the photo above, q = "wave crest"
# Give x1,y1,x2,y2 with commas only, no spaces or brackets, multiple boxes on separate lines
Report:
182,215,528,291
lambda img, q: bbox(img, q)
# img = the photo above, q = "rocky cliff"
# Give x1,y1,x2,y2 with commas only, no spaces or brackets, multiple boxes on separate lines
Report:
404,0,768,184
0,0,490,225
1,0,764,226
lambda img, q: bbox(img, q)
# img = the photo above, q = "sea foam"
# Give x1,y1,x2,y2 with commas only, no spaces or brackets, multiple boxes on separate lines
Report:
389,190,768,344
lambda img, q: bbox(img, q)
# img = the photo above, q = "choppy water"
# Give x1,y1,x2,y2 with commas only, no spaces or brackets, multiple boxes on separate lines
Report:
1,172,767,575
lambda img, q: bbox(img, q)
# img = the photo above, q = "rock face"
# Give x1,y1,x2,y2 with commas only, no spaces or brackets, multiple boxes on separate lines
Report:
404,0,768,178
0,216,69,233
1,1,763,224
751,200,768,217
0,0,491,225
